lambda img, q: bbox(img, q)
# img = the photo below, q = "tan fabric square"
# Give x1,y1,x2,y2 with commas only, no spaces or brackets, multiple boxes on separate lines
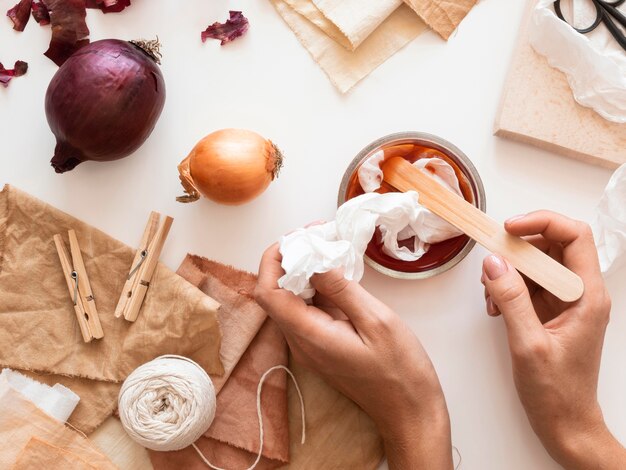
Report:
270,0,427,93
0,185,223,433
0,386,115,469
11,437,98,470
403,0,478,39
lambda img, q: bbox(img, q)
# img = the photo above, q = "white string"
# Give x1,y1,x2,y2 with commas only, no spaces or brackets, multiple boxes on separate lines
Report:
453,446,462,469
192,365,306,470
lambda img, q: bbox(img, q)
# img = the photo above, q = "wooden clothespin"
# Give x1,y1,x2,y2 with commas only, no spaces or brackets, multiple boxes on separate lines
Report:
115,211,173,322
54,230,104,343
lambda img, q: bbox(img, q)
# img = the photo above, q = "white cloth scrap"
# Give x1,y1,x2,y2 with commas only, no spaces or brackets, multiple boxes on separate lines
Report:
279,192,415,298
592,163,626,276
0,368,80,422
529,0,626,123
279,156,463,298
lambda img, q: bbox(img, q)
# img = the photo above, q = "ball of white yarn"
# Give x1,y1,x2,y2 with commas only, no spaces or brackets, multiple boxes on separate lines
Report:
118,355,216,451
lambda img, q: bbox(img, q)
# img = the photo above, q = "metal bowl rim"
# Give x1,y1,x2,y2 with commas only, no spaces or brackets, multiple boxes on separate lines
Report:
337,131,487,280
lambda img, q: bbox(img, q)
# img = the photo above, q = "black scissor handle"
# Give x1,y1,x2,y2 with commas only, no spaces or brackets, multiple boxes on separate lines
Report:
554,0,603,33
553,0,626,51
598,0,626,49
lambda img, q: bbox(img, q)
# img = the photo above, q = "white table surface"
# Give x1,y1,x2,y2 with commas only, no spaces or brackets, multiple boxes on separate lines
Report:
1,1,624,469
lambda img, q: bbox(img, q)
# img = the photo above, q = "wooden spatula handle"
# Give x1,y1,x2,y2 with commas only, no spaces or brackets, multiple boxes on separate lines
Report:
382,157,584,303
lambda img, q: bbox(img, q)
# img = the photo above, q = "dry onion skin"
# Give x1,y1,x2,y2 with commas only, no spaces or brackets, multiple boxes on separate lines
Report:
177,129,284,206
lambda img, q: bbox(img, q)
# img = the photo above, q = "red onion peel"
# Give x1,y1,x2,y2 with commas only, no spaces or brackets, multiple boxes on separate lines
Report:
201,11,249,45
7,0,32,31
0,61,28,87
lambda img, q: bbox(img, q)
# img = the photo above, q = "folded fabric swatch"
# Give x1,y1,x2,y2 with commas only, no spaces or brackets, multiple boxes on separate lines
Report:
0,185,222,433
151,256,383,469
0,383,116,469
0,368,79,422
270,0,427,93
404,0,479,40
296,0,403,50
269,0,479,93
150,256,289,470
11,437,98,470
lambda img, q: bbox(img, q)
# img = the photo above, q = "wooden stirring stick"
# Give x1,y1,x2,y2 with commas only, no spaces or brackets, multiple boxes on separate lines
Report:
382,157,584,303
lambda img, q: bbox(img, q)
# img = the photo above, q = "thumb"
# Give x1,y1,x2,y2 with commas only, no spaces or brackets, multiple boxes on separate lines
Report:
311,268,392,334
483,254,545,345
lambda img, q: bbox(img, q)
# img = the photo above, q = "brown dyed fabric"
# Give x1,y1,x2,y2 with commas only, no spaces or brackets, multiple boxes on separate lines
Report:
403,0,478,40
0,386,116,469
150,256,383,470
11,437,98,470
178,256,270,393
0,185,223,433
151,319,289,470
150,256,289,470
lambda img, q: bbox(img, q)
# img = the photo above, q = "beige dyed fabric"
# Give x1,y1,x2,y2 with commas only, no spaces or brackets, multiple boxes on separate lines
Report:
270,0,479,93
0,386,116,469
302,0,402,50
286,358,384,469
0,185,223,433
11,437,98,470
404,0,478,40
271,0,427,93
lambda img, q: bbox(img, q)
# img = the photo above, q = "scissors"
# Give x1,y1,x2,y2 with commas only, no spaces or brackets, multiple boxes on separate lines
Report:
554,0,626,51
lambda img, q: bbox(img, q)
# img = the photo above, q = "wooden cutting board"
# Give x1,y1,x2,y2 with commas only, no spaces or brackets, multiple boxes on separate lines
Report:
495,0,626,169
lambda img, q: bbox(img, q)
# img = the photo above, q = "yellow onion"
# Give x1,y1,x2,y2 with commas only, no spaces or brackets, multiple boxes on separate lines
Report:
177,129,283,205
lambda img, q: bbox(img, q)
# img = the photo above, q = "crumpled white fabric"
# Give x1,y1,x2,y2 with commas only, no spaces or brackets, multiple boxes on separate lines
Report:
529,0,626,123
279,156,463,298
0,368,79,422
592,163,626,276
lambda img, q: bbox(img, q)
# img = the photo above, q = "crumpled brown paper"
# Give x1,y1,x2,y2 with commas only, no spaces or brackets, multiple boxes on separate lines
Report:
150,256,289,470
0,385,116,469
0,185,223,433
404,0,478,40
151,256,384,470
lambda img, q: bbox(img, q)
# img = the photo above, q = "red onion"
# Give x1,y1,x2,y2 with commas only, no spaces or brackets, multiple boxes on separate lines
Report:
45,39,166,173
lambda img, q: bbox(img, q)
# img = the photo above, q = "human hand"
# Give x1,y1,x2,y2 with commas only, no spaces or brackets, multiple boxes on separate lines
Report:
256,244,453,470
482,211,625,469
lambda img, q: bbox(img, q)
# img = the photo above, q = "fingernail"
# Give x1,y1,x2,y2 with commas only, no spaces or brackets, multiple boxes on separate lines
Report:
506,214,526,224
487,297,498,316
484,254,508,280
